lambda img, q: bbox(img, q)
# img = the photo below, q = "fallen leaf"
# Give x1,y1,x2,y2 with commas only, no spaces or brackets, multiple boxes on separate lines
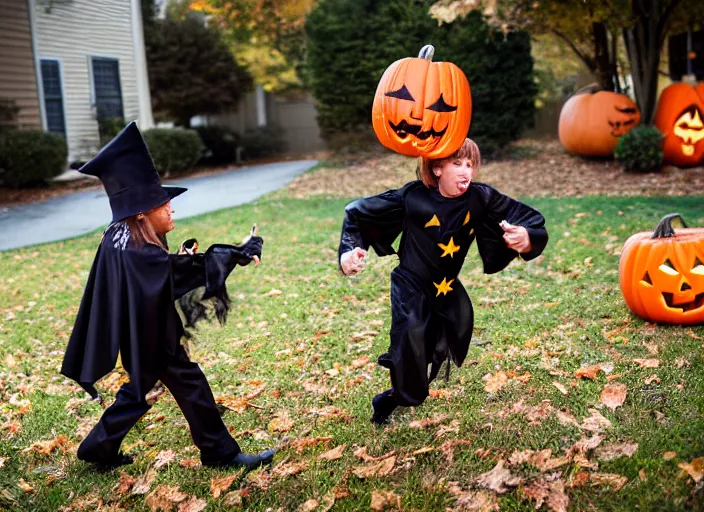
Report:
642,341,659,355
306,406,352,423
448,485,499,511
574,364,603,380
509,449,569,472
644,375,660,385
154,449,176,469
18,478,35,493
370,490,401,511
144,485,189,512
475,460,523,494
663,451,677,460
115,472,137,494
265,289,283,296
318,444,346,461
520,475,569,512
684,329,702,340
211,474,238,499
132,468,158,495
632,358,659,368
580,409,611,432
439,439,473,464
22,435,70,456
272,459,309,478
290,436,333,454
352,456,396,478
482,372,508,393
0,457,6,469
299,499,319,511
178,459,201,469
353,446,395,462
178,496,207,512
552,382,568,395
555,410,580,429
596,442,638,461
678,457,704,483
639,469,647,481
674,358,690,368
222,491,243,507
412,446,435,456
600,383,627,410
268,411,295,433
408,413,448,429
589,473,629,491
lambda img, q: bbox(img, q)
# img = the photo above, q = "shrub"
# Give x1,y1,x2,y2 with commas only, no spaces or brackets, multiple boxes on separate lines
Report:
98,117,127,147
304,0,536,157
142,128,204,176
240,127,286,160
0,130,67,188
194,125,240,165
615,125,664,173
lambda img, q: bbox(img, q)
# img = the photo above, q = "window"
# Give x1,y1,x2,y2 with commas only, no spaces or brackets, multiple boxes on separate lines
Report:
91,57,124,121
40,59,66,135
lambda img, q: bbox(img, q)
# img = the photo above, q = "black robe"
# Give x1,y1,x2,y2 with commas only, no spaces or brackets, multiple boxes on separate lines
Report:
61,221,261,400
338,181,548,406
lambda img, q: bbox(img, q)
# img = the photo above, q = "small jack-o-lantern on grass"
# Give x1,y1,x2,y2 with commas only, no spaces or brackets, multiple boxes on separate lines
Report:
653,82,704,168
372,45,472,159
619,214,704,325
558,90,641,157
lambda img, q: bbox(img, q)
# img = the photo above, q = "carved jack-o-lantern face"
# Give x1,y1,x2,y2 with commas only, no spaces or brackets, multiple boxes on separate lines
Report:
654,82,704,167
558,90,641,157
372,45,472,159
619,214,704,325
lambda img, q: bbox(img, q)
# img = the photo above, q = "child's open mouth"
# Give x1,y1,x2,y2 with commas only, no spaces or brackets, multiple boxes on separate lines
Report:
457,181,469,191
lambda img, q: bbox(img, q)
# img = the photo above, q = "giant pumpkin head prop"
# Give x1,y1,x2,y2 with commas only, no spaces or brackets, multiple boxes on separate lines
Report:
558,90,641,157
372,45,472,159
619,214,704,325
653,82,704,168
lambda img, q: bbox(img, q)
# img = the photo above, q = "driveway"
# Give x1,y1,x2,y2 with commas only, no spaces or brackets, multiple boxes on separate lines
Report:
0,160,317,251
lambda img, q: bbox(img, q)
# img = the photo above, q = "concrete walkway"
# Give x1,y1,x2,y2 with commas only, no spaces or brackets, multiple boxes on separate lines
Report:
0,160,317,251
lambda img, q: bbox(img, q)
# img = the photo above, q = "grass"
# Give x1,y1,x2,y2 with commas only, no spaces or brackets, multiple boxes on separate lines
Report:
1,192,703,511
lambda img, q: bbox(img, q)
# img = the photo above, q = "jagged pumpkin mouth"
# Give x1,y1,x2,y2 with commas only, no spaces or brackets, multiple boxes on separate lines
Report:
662,292,704,312
389,120,447,140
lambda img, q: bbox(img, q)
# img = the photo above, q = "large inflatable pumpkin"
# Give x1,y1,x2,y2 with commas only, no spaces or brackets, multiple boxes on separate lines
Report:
653,82,704,168
619,214,704,325
558,90,641,157
372,45,472,159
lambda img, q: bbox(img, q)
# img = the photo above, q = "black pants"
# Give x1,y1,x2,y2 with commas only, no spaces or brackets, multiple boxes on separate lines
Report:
77,346,239,465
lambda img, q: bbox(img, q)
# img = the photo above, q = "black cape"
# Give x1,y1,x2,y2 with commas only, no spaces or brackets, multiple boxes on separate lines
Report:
61,222,262,400
338,181,548,405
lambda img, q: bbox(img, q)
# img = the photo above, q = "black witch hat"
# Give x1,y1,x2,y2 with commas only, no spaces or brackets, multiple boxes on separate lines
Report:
79,121,187,222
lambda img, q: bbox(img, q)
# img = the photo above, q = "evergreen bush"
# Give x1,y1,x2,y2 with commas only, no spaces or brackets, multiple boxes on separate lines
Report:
614,125,664,172
194,125,241,165
142,128,204,176
0,130,67,188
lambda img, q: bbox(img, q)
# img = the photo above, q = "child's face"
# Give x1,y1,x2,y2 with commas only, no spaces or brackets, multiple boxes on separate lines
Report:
432,157,474,198
146,201,175,235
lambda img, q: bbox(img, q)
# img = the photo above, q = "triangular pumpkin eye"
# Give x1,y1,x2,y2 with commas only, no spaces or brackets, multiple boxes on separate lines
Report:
658,259,679,276
693,257,704,276
385,85,415,102
642,271,653,285
426,93,458,112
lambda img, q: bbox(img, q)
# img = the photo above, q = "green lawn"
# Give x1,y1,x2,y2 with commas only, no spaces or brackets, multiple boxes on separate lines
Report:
0,193,703,511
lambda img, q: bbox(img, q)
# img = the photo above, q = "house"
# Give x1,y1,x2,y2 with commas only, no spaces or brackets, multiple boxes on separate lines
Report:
0,0,153,164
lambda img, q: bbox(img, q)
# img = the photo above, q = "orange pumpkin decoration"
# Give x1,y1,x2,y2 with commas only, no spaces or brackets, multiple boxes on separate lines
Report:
653,82,704,168
558,90,641,157
619,214,704,325
372,45,472,159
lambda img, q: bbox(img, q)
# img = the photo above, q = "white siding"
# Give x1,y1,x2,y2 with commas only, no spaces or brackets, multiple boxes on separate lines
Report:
32,0,141,162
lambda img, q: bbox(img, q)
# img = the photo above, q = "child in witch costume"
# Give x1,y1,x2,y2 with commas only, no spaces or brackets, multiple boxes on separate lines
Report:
338,138,548,424
61,122,274,470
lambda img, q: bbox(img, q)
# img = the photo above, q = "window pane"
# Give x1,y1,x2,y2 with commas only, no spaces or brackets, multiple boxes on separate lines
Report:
40,60,65,135
92,58,123,121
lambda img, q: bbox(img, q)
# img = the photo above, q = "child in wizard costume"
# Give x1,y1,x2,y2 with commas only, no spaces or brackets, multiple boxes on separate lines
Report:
338,138,548,424
61,122,274,470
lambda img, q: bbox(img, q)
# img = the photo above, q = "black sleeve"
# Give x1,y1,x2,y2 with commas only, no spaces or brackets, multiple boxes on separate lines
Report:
338,181,419,264
171,236,263,325
474,184,548,274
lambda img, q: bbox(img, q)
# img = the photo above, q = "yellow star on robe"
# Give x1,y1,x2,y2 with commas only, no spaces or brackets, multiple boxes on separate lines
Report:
463,211,471,225
434,277,454,296
438,237,460,258
424,215,440,228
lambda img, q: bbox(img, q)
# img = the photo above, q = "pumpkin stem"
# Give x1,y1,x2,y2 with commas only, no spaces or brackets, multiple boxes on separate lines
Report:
418,45,435,61
651,213,688,239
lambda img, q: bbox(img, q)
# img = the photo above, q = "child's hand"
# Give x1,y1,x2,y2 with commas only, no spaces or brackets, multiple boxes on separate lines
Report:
340,248,368,275
500,221,532,253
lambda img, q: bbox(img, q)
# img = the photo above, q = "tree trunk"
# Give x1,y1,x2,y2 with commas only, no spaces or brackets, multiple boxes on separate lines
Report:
592,22,618,91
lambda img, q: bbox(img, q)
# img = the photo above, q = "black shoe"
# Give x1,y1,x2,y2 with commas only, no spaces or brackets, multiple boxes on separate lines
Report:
202,449,275,471
371,390,397,425
79,452,134,470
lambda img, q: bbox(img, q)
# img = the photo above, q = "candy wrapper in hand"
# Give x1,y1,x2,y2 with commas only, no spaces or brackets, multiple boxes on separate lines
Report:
240,223,262,265
178,238,199,255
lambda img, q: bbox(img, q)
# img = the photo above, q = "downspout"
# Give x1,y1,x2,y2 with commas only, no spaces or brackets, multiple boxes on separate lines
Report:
131,0,154,128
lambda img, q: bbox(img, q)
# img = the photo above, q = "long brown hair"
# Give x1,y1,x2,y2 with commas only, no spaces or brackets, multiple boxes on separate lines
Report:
125,214,167,250
417,138,482,187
